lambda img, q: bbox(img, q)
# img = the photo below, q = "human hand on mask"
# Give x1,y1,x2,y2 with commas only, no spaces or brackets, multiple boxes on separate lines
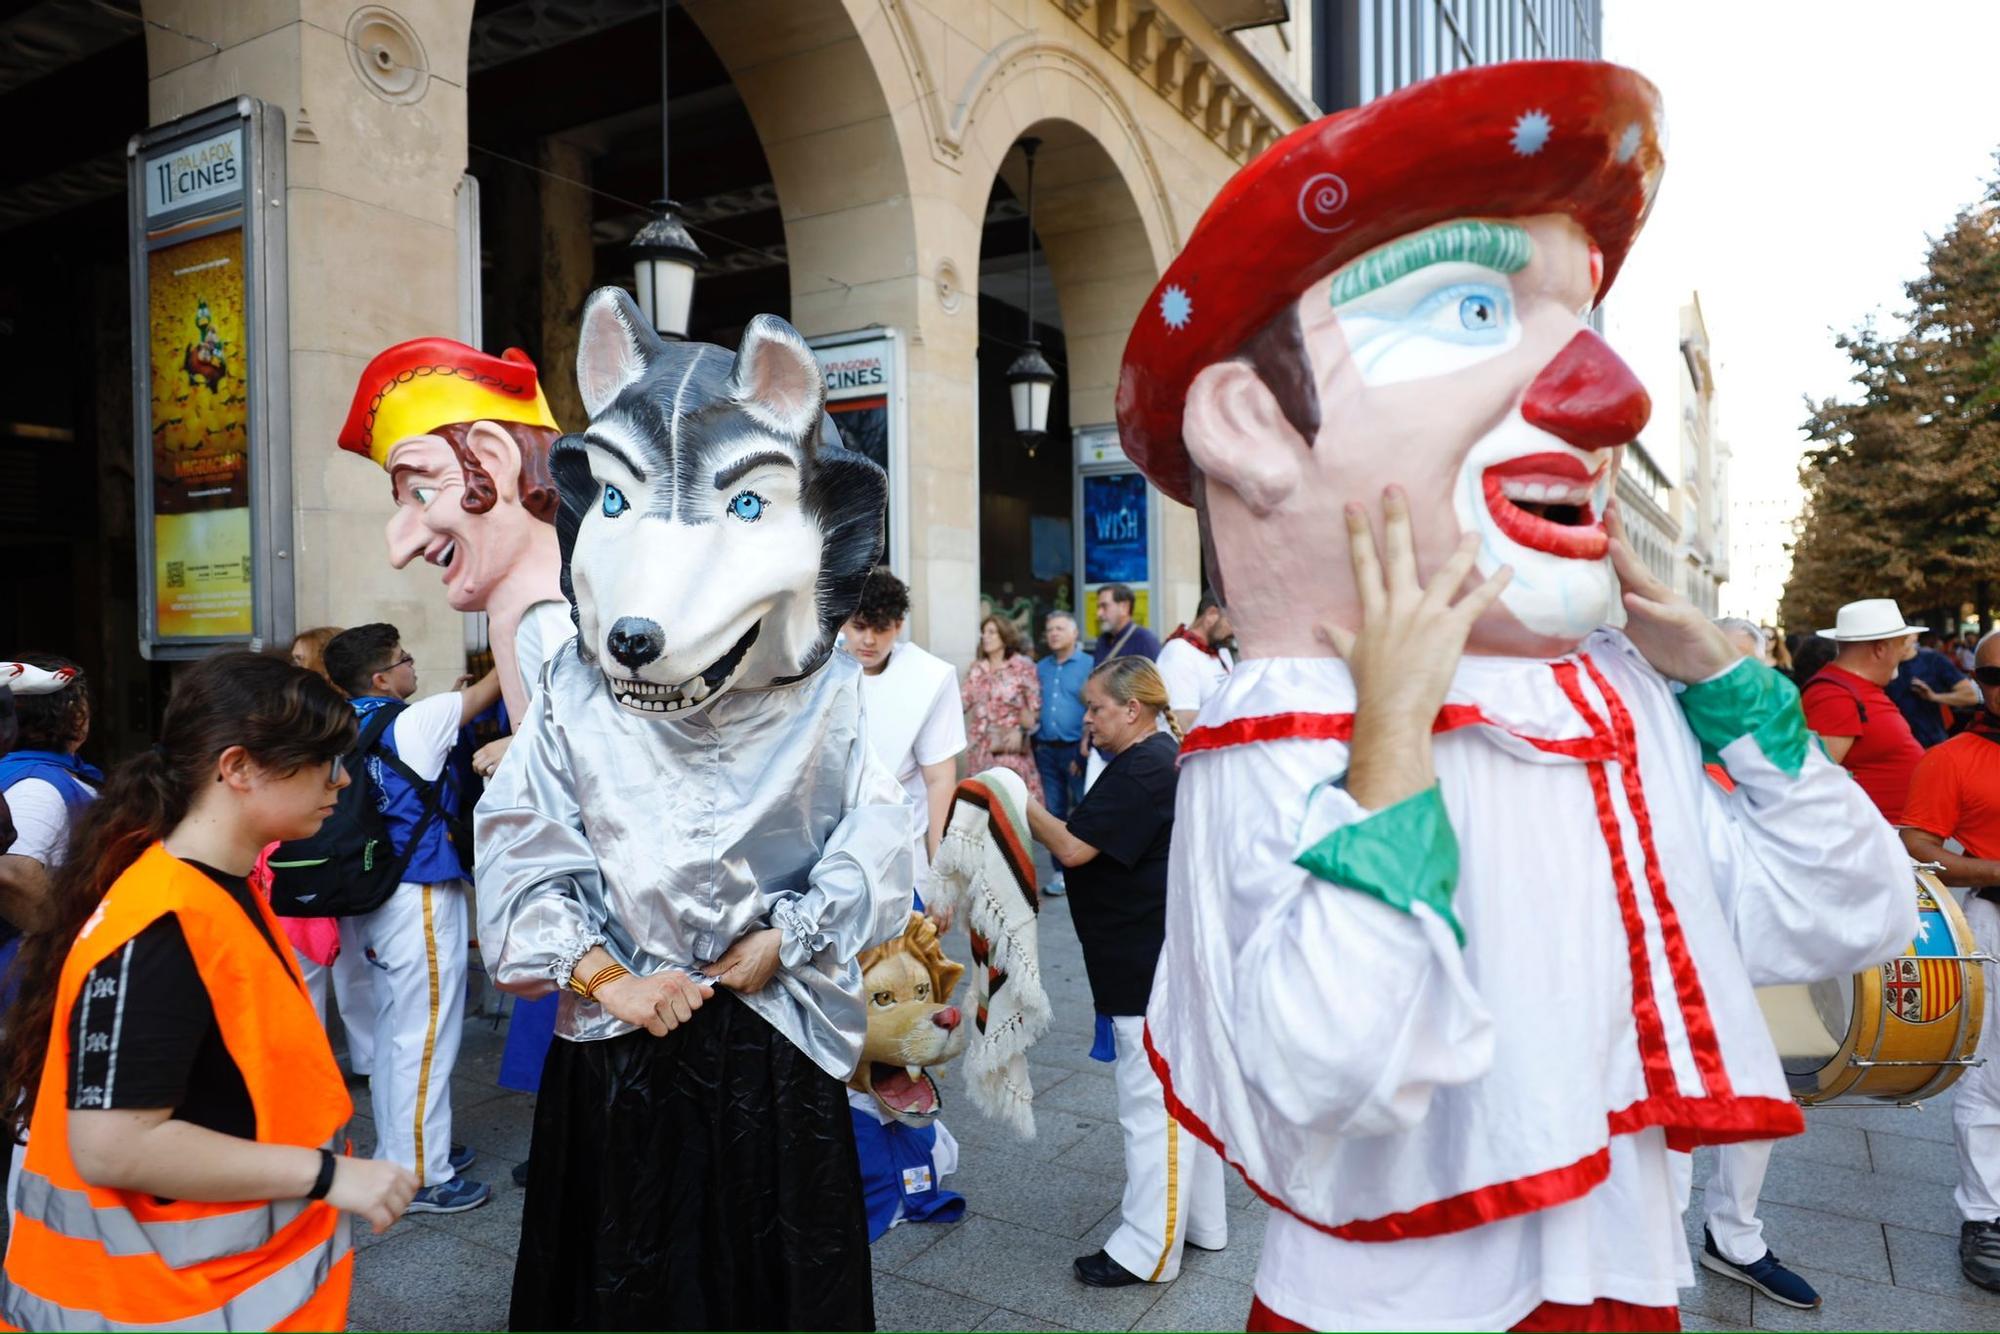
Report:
1320,487,1511,812
709,927,783,995
1606,510,1738,685
596,968,714,1036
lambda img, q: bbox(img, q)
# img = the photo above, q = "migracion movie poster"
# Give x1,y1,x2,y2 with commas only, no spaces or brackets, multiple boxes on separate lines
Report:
147,225,252,638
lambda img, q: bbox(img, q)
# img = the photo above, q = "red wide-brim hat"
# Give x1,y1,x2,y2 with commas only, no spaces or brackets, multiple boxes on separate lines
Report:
1116,60,1665,506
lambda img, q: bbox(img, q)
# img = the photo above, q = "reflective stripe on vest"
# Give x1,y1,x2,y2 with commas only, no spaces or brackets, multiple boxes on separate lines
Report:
0,1211,348,1332
2,847,355,1329
13,1169,311,1269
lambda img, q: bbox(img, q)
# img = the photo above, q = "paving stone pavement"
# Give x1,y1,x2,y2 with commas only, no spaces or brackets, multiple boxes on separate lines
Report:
346,889,2000,1331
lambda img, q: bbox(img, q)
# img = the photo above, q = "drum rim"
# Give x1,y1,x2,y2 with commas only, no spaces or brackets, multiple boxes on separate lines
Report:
1794,865,1984,1105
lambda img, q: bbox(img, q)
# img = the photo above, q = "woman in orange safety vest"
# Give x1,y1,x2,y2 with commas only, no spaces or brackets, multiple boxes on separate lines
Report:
0,651,417,1330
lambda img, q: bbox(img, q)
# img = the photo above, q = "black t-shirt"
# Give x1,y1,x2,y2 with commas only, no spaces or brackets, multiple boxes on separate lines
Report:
1063,731,1179,1016
67,859,291,1140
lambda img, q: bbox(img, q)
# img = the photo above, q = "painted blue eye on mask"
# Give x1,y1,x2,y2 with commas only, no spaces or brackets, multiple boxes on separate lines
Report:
601,484,629,518
1337,275,1520,387
728,490,766,523
1419,282,1512,342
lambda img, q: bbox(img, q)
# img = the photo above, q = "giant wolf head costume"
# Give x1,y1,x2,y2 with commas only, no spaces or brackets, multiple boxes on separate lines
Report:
555,289,887,719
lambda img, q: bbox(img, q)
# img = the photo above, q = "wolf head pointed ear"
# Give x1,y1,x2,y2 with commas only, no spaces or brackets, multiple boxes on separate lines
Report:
576,288,659,419
725,314,826,444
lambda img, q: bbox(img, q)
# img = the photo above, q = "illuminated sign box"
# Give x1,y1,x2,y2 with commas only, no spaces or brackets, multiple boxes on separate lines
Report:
128,99,292,659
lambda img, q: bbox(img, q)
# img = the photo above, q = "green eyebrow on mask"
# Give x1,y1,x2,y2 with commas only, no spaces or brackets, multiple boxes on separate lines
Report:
1329,219,1533,308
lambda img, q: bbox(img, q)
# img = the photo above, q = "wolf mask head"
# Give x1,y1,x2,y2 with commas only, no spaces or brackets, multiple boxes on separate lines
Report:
553,289,887,720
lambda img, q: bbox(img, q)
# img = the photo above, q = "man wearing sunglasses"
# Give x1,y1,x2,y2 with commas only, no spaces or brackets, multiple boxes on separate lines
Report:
1902,634,2000,1292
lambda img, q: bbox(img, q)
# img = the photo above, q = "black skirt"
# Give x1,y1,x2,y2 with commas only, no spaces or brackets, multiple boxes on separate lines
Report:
509,989,875,1331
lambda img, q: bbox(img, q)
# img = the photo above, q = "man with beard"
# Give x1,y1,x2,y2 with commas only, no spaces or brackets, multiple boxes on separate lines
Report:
1899,632,2000,1293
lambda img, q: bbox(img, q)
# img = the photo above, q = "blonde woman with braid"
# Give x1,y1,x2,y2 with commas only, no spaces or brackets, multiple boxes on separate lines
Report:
1022,656,1228,1291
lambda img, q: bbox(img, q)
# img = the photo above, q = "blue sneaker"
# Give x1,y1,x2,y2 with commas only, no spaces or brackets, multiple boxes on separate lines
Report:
448,1143,476,1174
1700,1228,1820,1309
406,1175,491,1215
1042,879,1067,898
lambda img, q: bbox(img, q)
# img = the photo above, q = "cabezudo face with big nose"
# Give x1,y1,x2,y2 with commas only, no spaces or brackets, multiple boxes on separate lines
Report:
1295,212,1649,656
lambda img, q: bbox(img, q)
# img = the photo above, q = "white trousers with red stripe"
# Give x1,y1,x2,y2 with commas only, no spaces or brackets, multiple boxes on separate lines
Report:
342,880,467,1189
1105,1015,1228,1283
1955,893,2000,1221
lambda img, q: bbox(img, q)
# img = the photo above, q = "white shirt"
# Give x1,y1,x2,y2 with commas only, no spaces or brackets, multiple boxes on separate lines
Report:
857,642,965,870
5,775,94,866
384,692,463,782
1155,635,1234,714
512,599,574,713
1148,632,1913,1327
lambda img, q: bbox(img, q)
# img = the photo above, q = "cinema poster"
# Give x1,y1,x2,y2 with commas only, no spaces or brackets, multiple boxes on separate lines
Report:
130,99,290,656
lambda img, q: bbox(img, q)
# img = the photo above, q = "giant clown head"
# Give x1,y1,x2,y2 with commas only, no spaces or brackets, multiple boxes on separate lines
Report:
338,339,563,615
1118,61,1664,659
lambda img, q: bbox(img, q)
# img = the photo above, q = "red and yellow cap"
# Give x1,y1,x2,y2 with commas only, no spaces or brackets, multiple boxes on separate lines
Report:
1117,60,1665,505
338,338,559,468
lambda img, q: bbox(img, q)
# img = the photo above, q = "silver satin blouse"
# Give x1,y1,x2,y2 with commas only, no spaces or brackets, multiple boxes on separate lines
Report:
473,642,917,1080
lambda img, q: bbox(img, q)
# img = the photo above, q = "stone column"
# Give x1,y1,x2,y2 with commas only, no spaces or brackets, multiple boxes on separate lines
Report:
142,0,476,678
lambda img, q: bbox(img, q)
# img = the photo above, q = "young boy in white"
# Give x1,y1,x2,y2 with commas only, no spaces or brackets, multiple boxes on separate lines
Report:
323,625,501,1214
841,567,966,879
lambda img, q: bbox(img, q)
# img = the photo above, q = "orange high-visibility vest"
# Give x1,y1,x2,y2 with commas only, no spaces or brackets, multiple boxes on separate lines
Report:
0,844,354,1331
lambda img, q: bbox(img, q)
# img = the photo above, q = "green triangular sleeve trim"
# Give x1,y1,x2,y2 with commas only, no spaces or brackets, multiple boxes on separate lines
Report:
1677,657,1810,779
1293,785,1464,946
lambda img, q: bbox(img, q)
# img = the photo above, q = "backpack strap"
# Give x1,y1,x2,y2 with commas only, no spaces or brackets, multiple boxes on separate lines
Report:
1802,673,1868,724
355,704,453,882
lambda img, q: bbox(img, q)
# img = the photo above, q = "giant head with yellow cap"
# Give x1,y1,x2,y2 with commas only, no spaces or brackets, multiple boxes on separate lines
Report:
339,336,564,613
339,338,568,722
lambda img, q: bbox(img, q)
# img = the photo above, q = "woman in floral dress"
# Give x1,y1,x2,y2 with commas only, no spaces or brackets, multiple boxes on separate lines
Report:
962,614,1044,803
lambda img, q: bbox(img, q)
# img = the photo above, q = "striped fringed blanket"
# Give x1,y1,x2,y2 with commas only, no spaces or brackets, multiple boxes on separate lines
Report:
928,766,1051,1139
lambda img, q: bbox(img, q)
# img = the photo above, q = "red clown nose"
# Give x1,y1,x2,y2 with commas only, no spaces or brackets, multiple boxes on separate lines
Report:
1520,331,1650,451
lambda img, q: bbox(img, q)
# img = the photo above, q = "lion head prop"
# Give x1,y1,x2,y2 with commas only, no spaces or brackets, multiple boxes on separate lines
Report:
554,289,888,721
851,913,968,1127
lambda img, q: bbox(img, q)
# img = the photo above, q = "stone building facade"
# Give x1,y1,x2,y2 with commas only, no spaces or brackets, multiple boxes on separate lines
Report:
127,0,1318,683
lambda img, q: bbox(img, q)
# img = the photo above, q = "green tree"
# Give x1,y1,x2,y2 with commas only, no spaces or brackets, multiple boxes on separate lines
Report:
1783,167,2000,635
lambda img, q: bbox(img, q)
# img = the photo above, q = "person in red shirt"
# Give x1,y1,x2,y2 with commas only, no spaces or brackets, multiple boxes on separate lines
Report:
1900,630,2000,1294
1800,599,1925,822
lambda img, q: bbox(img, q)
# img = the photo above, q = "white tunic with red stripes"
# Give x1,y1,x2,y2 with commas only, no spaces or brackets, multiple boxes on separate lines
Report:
1144,629,1912,1328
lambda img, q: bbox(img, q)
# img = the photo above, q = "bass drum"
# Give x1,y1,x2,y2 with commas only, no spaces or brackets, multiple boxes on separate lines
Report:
1758,865,1986,1105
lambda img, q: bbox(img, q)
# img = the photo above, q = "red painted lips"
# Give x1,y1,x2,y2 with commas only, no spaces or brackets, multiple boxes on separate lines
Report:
1481,452,1610,560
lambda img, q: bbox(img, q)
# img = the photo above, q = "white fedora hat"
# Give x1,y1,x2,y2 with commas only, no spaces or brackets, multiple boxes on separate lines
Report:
1818,598,1927,642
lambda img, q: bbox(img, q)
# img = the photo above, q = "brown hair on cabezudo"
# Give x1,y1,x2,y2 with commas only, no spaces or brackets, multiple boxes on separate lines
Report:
425,420,563,524
0,651,355,1141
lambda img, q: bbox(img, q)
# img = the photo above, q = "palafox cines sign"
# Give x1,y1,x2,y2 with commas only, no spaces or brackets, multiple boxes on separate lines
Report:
143,126,244,221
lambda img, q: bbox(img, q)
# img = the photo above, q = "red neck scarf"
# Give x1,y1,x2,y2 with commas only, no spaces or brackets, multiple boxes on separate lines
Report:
1167,624,1221,659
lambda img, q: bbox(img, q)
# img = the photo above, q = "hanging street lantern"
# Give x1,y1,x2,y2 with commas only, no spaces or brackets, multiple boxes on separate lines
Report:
630,200,705,339
1006,340,1057,457
1004,137,1057,457
628,1,703,339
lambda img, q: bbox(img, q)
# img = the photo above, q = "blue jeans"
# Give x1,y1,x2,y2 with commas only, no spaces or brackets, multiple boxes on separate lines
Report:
1034,740,1084,822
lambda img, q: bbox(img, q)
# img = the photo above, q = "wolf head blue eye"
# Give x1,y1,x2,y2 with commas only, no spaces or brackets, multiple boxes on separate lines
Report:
728,490,766,523
601,484,629,518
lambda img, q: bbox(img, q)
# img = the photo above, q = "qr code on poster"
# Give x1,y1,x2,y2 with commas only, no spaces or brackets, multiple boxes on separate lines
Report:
166,561,185,589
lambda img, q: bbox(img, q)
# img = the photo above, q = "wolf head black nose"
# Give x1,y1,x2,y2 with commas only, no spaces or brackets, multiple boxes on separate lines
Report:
606,617,663,670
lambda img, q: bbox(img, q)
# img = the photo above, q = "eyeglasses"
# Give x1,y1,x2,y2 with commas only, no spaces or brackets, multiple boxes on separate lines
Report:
324,755,346,785
382,653,414,674
1974,666,2000,688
